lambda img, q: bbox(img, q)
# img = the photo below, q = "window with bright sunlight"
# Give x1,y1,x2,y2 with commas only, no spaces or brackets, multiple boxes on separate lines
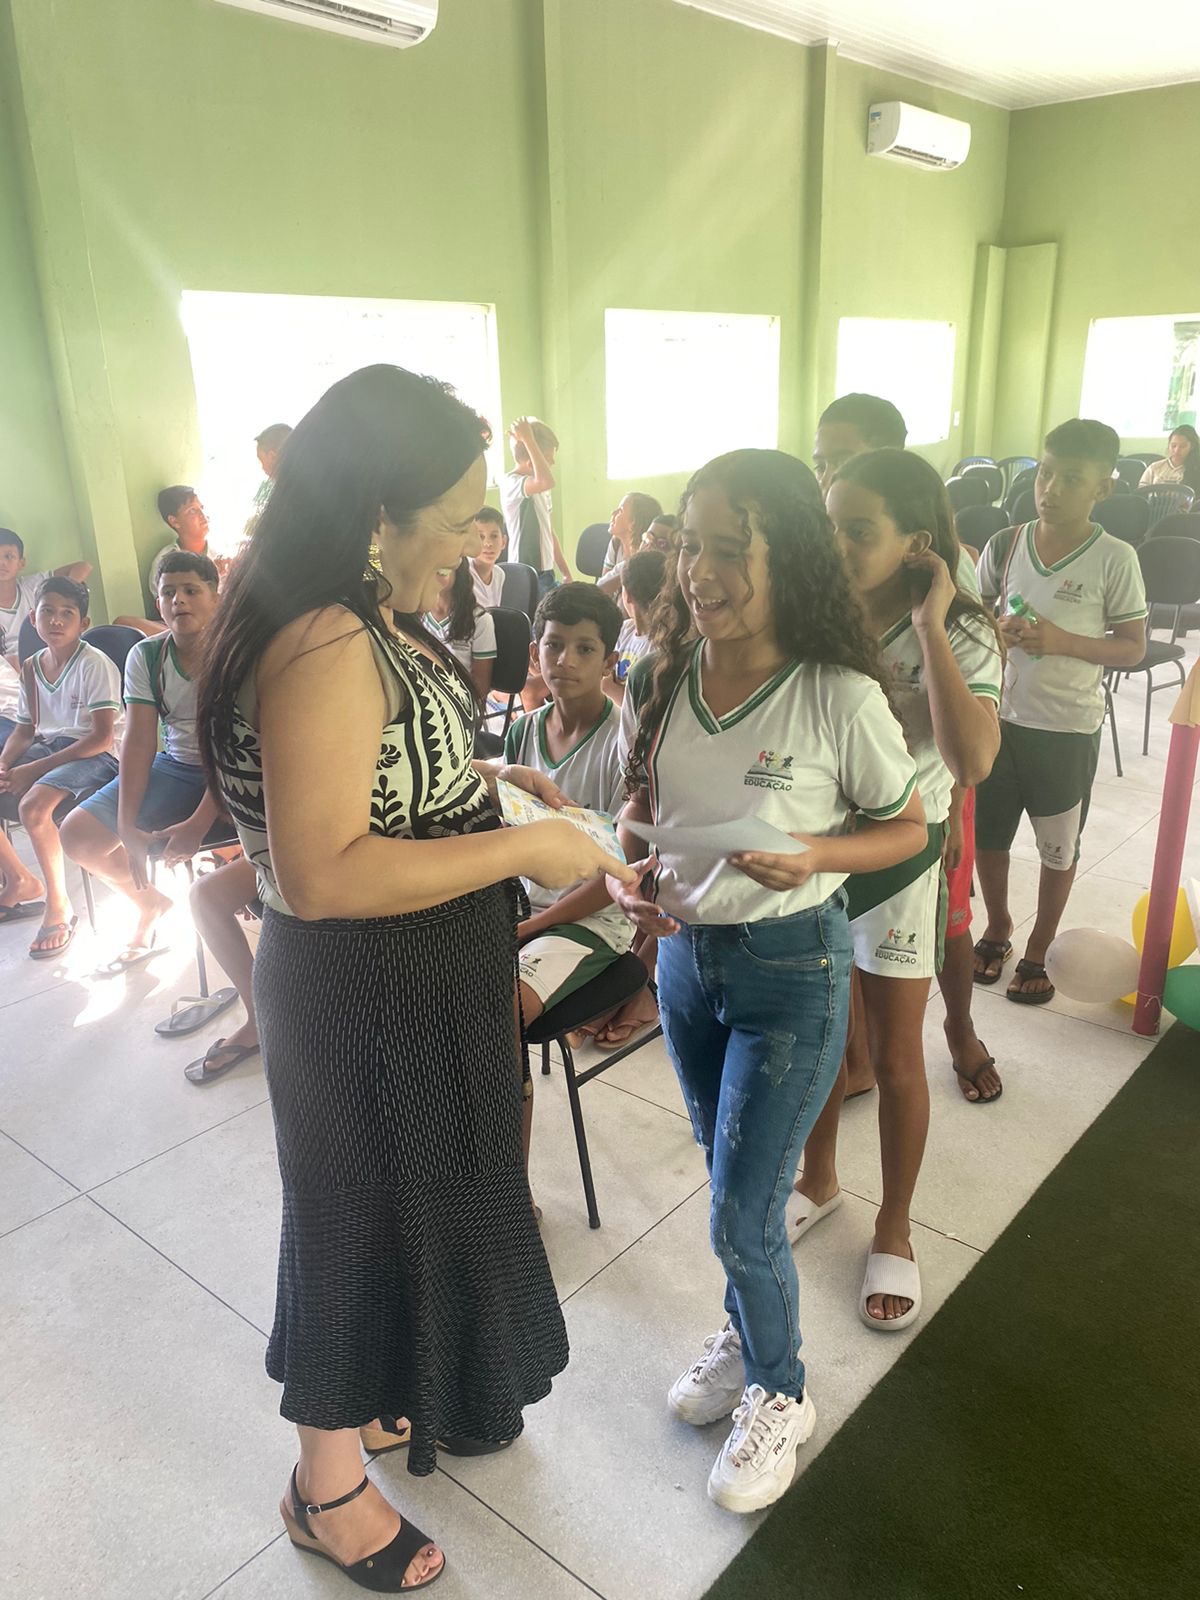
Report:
1080,315,1200,439
180,291,503,555
835,318,956,448
605,309,780,478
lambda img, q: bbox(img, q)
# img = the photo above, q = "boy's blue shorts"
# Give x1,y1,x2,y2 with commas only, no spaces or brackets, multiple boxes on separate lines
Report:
77,752,207,834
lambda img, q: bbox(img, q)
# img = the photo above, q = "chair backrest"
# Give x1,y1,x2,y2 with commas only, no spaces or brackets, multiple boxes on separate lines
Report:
1137,537,1200,609
1138,484,1196,527
1092,495,1151,545
952,454,996,476
17,614,41,662
575,523,612,580
955,504,1009,548
487,607,532,695
1010,489,1037,526
945,475,990,513
1004,466,1038,516
82,624,145,679
962,463,1004,502
1114,456,1146,491
996,455,1038,498
1129,452,1167,468
1148,512,1200,543
497,561,539,620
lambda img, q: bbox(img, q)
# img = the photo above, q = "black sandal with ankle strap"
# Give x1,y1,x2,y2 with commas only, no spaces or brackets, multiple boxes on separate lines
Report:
281,1466,444,1592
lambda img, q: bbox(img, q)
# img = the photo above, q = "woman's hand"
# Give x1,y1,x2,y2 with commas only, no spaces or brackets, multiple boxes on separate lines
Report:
606,858,680,938
730,835,825,893
906,549,956,633
502,763,572,809
521,819,637,893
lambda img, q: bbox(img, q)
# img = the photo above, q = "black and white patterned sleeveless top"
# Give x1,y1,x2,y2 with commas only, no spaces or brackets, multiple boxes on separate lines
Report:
216,621,497,916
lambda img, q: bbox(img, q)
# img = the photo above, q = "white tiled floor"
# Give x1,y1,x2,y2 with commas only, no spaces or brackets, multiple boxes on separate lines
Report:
1,645,1196,1600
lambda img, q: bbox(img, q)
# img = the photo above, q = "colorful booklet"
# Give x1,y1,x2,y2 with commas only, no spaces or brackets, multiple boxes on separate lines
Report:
497,779,626,864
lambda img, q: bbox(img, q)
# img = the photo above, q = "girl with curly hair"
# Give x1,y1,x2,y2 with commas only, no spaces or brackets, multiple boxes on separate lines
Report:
610,448,925,1514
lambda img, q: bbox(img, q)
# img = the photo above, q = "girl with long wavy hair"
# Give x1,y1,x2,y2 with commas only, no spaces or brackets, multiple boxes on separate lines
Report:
198,364,632,1593
793,448,1002,1332
609,448,925,1514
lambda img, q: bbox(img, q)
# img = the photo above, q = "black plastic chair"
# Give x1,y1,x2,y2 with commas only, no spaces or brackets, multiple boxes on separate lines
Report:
17,614,40,662
946,476,991,513
952,454,996,476
524,952,662,1228
1115,457,1147,492
1093,495,1151,545
1010,489,1037,526
1127,539,1200,753
997,456,1037,498
484,607,531,740
1129,452,1167,469
962,463,1004,503
1004,467,1038,517
955,505,1009,549
575,523,613,580
1138,485,1196,528
497,561,539,620
1148,512,1200,543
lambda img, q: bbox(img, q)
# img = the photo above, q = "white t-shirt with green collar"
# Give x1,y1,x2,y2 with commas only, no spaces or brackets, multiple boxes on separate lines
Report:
421,607,497,672
124,635,202,766
619,643,917,926
504,697,633,954
977,522,1148,735
0,571,50,657
16,640,123,744
879,611,1003,824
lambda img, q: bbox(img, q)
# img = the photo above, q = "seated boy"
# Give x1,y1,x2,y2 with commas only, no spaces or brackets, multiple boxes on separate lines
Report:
506,584,633,1036
115,486,220,637
974,418,1148,1004
0,527,92,666
606,548,666,706
0,578,122,955
60,553,223,972
470,505,508,609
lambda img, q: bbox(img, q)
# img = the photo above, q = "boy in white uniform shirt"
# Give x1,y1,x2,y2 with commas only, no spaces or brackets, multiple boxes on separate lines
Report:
500,416,572,593
469,506,507,609
0,528,93,665
975,419,1147,1004
0,577,122,955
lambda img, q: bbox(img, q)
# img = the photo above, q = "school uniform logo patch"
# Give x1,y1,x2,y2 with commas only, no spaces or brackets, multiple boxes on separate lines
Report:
1054,578,1085,604
874,926,920,966
890,661,922,689
744,750,795,791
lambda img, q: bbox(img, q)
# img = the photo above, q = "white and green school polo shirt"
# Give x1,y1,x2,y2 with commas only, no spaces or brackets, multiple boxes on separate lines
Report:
16,640,123,744
0,571,49,657
620,643,916,926
421,607,497,673
124,634,201,766
977,523,1147,735
879,611,1003,824
505,697,633,954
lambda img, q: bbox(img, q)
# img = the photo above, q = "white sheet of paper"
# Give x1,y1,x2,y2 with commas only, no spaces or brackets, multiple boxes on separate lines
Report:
624,817,809,857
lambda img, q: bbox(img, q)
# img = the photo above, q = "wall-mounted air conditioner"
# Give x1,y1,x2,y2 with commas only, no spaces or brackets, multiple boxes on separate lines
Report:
867,102,971,171
212,0,438,50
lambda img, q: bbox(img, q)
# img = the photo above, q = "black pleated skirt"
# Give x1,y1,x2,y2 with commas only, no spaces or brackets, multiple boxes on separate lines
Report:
253,881,568,1475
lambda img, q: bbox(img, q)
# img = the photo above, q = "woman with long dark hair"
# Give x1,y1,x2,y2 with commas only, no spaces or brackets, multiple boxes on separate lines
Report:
1139,424,1200,492
609,449,925,1514
199,364,632,1592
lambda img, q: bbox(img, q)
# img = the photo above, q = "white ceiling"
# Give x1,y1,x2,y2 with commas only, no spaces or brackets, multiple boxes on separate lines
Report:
674,1,1200,109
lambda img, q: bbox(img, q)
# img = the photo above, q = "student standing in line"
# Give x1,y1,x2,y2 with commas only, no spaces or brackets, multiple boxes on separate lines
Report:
611,449,925,1514
500,416,572,593
974,419,1147,1003
200,365,632,1591
791,451,1002,1330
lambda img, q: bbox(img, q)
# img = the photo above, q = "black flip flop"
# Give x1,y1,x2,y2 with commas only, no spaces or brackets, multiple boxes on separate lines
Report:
28,916,77,961
1007,958,1055,1006
0,899,45,924
953,1044,1003,1104
184,1038,260,1084
972,937,1012,986
154,988,239,1037
94,940,168,979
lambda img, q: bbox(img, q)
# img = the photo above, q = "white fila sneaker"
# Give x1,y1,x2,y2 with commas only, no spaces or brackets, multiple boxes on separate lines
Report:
667,1326,746,1425
707,1383,817,1513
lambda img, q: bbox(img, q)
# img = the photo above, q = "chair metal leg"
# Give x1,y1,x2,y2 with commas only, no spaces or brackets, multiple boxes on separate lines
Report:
1105,682,1123,778
559,1035,600,1229
1142,677,1153,756
541,1041,551,1076
81,869,97,931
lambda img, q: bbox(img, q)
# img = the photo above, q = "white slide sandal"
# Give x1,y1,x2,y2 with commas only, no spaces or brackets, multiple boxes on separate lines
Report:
859,1246,922,1331
785,1187,842,1246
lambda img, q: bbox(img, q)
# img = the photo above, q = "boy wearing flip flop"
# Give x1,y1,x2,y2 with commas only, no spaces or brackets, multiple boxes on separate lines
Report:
0,577,122,955
974,420,1147,1005
60,553,222,970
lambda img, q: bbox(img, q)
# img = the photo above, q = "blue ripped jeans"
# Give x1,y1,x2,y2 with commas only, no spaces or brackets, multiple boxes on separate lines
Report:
657,892,852,1400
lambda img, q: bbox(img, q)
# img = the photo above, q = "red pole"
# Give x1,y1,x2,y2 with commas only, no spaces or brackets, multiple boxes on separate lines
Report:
1133,721,1200,1036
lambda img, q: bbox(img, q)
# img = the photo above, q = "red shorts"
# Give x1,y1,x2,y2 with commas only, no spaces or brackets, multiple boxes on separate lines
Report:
945,787,976,939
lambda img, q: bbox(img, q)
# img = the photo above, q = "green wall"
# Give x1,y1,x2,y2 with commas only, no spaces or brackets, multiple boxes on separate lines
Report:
8,0,1188,618
1003,82,1200,448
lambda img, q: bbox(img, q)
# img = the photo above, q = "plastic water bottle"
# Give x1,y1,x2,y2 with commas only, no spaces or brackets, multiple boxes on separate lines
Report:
1007,592,1041,659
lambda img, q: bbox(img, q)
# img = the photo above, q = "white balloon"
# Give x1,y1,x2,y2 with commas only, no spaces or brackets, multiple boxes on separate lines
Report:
1045,928,1141,1004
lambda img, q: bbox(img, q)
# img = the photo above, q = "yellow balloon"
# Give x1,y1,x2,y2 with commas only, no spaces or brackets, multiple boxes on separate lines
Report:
1130,888,1197,969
